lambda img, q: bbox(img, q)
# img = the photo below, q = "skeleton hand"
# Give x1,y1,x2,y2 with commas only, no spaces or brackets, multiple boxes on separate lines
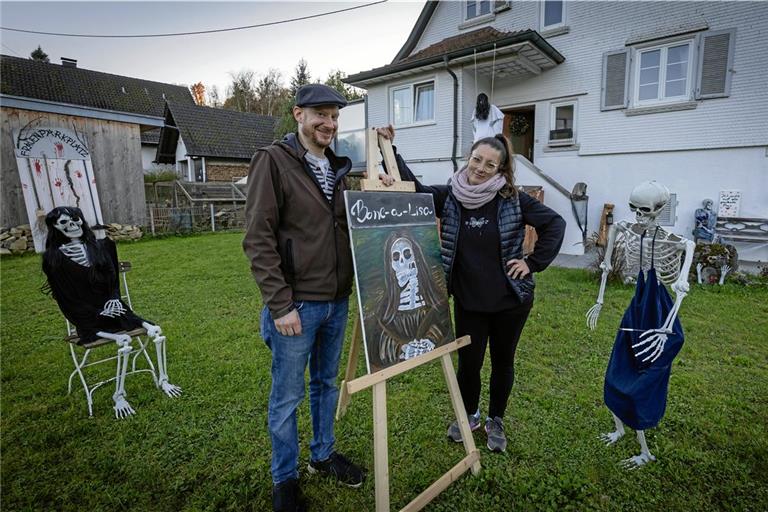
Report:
100,299,127,318
671,280,690,295
586,302,602,330
719,264,731,285
399,339,435,360
160,380,183,398
632,328,671,363
696,263,703,284
599,260,613,272
112,393,136,419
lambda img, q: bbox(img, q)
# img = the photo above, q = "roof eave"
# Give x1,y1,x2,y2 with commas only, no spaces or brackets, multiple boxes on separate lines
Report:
346,30,565,88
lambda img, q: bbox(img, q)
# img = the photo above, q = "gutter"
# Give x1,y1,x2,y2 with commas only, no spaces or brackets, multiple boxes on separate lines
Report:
443,56,458,172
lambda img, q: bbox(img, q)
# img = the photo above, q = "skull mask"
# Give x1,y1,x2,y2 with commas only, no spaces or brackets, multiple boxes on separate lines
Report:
390,237,417,288
628,181,670,225
53,212,84,239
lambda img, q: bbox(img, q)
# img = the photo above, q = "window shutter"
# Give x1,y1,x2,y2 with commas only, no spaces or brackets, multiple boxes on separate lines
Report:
696,29,735,99
658,193,677,226
601,49,630,111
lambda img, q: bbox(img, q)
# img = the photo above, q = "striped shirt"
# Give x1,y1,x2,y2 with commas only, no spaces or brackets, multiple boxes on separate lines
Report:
304,151,335,202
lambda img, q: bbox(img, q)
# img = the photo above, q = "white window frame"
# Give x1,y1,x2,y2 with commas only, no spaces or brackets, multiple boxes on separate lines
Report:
540,0,566,31
389,79,436,128
464,0,493,21
632,38,695,107
548,100,577,146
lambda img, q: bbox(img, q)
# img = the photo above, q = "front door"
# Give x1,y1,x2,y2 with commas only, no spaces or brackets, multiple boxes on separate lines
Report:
503,107,535,163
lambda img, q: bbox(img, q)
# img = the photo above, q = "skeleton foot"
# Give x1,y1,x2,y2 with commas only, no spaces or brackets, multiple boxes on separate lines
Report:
620,452,656,469
113,393,136,419
599,430,625,445
160,380,182,398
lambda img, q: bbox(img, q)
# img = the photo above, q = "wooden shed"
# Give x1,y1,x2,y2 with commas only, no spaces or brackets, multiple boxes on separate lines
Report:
0,54,195,228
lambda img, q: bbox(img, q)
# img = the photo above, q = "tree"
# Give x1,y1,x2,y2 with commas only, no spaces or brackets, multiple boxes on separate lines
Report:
223,70,256,112
30,46,49,63
254,68,287,116
324,70,363,102
207,85,222,108
276,59,314,138
190,82,206,106
289,59,311,97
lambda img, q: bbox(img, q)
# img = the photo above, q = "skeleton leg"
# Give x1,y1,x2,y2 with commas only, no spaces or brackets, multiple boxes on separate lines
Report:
150,334,182,398
696,263,703,285
620,430,656,469
98,331,136,419
599,412,625,445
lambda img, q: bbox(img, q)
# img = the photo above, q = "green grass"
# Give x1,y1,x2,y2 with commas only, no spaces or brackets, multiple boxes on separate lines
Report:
2,232,767,511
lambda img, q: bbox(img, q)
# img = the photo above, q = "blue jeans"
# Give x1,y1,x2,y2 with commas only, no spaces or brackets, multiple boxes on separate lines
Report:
260,297,349,485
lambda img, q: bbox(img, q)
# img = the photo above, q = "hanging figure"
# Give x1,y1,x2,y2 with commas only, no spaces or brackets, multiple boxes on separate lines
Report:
373,232,453,371
471,93,505,142
42,206,181,418
586,181,695,468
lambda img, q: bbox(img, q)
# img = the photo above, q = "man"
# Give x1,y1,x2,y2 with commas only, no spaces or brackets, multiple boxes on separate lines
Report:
243,84,364,512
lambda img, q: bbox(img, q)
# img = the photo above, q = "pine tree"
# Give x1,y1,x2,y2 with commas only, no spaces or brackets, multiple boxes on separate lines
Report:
30,46,49,63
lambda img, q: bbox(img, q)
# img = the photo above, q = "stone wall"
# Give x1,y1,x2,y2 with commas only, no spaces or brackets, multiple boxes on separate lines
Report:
0,223,142,256
206,163,249,182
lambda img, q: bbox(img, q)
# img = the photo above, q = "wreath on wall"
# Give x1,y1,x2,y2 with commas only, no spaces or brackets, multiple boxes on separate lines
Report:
509,114,530,136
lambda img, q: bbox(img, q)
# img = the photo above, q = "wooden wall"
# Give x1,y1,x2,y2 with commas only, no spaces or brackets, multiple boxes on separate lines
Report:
1,107,147,227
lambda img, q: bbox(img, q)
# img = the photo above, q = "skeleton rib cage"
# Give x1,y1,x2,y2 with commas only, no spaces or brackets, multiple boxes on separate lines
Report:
618,222,686,285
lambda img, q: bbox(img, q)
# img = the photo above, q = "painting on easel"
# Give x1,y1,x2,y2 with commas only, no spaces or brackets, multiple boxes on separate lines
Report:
345,190,454,373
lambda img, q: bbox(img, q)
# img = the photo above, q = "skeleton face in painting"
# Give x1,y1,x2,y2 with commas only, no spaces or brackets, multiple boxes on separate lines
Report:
628,181,670,226
390,237,417,288
53,212,84,239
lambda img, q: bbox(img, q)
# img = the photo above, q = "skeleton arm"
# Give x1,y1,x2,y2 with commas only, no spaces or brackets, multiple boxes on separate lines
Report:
586,223,622,329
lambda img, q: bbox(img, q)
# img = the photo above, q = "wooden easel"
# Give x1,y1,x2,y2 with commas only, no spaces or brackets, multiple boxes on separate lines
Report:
336,129,481,512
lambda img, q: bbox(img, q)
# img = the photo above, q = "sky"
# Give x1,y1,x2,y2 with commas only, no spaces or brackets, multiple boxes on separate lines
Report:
0,0,426,99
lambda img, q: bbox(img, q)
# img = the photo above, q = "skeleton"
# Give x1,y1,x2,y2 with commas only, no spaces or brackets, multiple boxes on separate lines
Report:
44,208,181,419
391,237,426,311
586,181,695,468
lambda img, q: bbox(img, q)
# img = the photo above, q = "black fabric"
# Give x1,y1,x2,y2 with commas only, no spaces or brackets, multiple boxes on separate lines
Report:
518,192,567,273
453,197,518,312
44,238,147,344
454,300,532,419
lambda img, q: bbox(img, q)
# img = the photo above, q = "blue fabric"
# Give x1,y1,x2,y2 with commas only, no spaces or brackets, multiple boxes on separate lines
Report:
604,268,684,430
260,297,349,484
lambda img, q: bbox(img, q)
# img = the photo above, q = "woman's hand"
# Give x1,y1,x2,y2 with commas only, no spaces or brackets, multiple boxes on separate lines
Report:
375,124,395,142
379,173,395,186
506,258,530,279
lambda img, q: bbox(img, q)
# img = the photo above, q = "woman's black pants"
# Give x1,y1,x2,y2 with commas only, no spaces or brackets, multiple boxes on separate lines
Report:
454,300,532,419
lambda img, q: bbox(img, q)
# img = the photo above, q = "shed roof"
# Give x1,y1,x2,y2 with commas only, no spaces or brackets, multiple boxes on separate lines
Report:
0,54,194,117
156,102,276,162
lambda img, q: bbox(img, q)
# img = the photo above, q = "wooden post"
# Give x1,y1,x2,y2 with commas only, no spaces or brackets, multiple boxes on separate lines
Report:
598,203,615,247
149,207,156,236
210,203,216,232
441,354,481,475
373,381,390,512
336,316,362,421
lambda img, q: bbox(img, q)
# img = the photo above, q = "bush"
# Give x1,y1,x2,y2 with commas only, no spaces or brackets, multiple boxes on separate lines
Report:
144,170,179,184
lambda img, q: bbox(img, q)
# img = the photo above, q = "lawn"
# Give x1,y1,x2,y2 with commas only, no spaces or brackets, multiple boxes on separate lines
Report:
1,232,766,511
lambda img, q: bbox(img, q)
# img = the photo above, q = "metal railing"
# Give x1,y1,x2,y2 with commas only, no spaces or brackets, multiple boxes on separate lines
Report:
145,204,245,235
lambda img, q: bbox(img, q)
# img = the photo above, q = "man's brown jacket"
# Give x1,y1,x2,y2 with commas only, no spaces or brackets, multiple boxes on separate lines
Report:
243,133,354,319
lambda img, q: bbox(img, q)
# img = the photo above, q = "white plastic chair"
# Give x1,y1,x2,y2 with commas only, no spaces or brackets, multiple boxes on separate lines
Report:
64,261,159,417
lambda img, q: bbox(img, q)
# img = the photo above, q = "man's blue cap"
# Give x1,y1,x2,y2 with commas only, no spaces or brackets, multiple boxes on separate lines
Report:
295,84,348,108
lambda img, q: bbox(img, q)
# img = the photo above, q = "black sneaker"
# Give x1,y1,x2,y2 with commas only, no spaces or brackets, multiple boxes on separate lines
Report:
272,478,307,512
307,451,365,488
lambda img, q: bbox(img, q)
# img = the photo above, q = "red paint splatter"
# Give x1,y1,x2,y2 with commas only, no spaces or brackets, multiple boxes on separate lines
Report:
75,170,83,178
54,178,62,188
54,143,64,157
34,160,42,175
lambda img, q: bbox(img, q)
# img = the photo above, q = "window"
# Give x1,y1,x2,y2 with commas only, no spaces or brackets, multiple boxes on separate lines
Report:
390,81,435,126
548,101,576,145
466,1,491,20
634,41,693,105
657,193,677,226
540,0,565,30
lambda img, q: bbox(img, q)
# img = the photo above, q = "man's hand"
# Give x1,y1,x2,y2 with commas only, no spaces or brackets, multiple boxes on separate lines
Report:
375,124,395,142
274,309,302,337
506,258,531,279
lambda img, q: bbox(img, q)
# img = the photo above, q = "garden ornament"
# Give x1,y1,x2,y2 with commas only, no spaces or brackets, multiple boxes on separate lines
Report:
42,207,181,419
586,181,695,468
693,198,718,243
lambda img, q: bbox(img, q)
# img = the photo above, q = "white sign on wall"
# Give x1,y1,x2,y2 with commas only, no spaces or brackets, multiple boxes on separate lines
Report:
717,190,741,218
13,126,104,252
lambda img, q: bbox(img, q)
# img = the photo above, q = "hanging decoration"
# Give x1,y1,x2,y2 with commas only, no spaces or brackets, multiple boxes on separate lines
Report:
509,114,530,136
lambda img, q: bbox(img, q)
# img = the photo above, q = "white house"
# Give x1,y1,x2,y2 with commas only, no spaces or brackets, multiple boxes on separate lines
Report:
346,1,768,263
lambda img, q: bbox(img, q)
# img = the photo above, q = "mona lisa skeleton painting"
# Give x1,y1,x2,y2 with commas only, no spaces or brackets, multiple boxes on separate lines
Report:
345,191,454,373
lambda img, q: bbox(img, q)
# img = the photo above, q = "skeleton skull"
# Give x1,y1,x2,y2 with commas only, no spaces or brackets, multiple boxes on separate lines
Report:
390,237,417,288
53,212,84,239
628,181,670,225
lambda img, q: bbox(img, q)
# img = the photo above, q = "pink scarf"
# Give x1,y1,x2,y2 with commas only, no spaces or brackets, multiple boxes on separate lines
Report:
450,167,506,209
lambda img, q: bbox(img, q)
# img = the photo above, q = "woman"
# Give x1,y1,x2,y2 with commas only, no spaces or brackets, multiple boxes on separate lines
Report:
378,128,565,452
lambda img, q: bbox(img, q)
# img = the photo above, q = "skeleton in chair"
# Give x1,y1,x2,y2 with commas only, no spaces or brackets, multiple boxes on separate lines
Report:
372,232,452,372
42,207,181,418
585,181,695,468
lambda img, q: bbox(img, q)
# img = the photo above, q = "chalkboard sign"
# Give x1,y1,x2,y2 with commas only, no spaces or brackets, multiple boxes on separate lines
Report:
718,190,741,218
345,190,454,373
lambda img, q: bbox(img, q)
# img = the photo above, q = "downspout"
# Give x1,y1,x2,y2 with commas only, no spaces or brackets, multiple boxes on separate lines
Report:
444,55,458,172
